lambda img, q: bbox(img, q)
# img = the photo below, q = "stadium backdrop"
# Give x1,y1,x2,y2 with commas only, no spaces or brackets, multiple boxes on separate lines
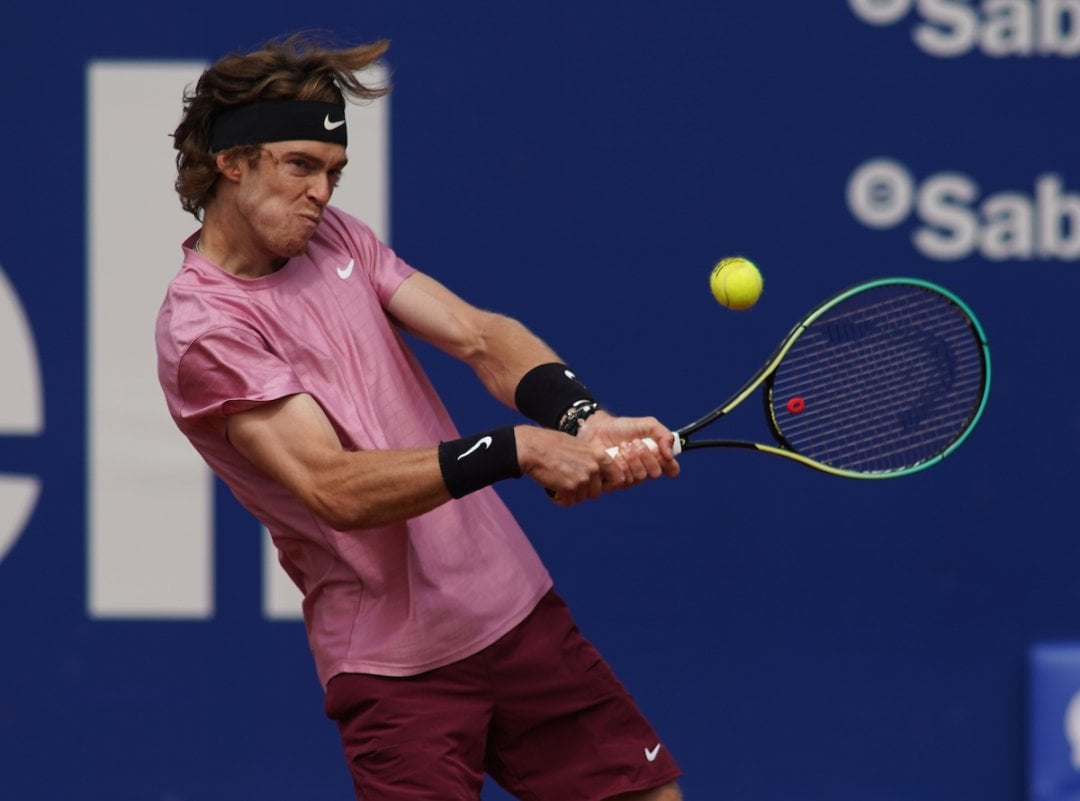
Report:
1,2,1078,800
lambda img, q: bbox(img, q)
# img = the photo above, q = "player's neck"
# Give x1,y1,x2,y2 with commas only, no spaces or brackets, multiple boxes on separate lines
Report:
197,212,288,279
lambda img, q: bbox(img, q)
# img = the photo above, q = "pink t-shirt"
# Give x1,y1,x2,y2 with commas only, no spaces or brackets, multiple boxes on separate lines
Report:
156,206,551,684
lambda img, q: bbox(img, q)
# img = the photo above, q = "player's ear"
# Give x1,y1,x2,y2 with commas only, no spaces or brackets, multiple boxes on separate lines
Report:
215,151,244,183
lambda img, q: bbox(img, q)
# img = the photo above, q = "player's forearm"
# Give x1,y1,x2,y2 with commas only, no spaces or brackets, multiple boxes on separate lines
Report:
464,312,564,410
307,426,526,528
304,448,451,530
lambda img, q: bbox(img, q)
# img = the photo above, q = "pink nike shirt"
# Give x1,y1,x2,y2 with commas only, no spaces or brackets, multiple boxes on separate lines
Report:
156,206,551,684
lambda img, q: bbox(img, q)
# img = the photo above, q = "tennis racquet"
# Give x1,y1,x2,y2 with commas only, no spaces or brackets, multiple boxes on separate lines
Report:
619,277,990,479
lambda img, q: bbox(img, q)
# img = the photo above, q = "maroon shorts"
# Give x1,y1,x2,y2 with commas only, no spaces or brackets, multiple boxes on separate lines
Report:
324,591,680,800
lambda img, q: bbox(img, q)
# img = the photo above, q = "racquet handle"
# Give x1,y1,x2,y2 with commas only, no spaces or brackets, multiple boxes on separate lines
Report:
548,436,681,500
603,436,682,458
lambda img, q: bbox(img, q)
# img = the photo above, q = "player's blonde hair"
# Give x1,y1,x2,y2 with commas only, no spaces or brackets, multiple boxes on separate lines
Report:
173,32,390,218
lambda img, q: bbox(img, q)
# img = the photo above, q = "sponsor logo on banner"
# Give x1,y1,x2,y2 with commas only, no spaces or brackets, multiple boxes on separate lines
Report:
848,0,1080,57
0,264,44,569
847,158,1080,261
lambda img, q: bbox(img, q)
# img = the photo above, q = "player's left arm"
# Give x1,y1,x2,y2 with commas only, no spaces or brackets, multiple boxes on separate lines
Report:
385,271,678,484
386,271,559,405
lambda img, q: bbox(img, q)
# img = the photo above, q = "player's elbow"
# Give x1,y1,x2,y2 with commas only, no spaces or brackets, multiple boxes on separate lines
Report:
306,492,382,535
453,311,522,366
305,483,384,531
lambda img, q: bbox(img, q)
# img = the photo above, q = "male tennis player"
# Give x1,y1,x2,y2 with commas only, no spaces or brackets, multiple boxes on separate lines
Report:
156,32,682,801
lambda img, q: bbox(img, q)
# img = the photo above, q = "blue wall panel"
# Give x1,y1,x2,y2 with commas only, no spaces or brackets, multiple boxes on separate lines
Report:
1,2,1077,799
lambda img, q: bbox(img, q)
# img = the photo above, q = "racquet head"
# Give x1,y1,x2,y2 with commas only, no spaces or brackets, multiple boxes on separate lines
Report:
759,278,990,477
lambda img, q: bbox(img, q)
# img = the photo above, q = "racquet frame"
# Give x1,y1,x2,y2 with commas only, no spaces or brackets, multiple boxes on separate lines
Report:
673,277,991,479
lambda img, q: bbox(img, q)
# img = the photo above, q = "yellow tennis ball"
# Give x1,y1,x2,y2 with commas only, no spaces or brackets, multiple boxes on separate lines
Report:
710,257,763,310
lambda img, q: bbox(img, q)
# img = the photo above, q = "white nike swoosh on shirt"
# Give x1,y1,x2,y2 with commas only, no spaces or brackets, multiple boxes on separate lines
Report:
324,114,346,131
645,744,662,762
457,436,493,460
336,259,355,279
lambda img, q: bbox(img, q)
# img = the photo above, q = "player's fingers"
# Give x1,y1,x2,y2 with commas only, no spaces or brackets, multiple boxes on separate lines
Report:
643,431,681,478
553,491,574,507
600,451,632,487
620,440,654,481
570,458,600,503
613,442,643,479
644,439,668,478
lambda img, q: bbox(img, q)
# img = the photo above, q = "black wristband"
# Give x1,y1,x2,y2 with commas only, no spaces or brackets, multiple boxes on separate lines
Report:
514,363,597,430
438,426,523,499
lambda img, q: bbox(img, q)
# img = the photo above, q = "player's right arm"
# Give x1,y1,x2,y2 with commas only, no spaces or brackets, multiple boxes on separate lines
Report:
226,393,450,528
226,392,614,528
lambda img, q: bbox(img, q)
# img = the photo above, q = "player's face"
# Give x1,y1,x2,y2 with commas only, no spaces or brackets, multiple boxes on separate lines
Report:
234,140,348,260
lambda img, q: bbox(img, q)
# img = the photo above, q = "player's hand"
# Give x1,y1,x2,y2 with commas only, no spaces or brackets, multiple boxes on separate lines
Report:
514,426,615,505
577,410,681,487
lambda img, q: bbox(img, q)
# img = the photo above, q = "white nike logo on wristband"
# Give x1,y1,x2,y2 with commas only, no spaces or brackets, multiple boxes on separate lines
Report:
457,436,493,460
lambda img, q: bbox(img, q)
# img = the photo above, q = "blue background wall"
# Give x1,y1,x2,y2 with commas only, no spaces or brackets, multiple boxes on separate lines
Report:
2,2,1078,799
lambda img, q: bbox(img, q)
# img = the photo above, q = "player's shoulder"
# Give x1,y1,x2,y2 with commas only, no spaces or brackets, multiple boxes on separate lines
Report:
318,205,378,241
308,206,390,279
158,260,254,332
163,260,245,303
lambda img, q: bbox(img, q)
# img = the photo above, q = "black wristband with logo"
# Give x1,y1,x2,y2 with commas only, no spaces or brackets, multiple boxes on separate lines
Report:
514,363,597,430
438,426,522,499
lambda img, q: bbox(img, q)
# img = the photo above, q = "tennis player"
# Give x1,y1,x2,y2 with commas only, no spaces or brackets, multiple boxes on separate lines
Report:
156,32,682,801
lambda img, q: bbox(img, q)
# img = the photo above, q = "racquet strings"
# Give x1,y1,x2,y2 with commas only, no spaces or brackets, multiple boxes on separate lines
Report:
768,284,987,473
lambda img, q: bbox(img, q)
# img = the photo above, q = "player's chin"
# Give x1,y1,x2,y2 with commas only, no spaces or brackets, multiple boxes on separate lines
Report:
279,234,314,258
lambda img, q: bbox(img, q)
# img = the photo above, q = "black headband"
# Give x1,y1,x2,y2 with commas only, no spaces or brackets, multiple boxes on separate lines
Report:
209,100,348,152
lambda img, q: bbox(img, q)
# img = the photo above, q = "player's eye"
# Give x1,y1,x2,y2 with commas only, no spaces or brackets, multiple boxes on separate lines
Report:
286,159,314,176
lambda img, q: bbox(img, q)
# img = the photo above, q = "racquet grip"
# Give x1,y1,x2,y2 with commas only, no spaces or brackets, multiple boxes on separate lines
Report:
604,436,682,458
